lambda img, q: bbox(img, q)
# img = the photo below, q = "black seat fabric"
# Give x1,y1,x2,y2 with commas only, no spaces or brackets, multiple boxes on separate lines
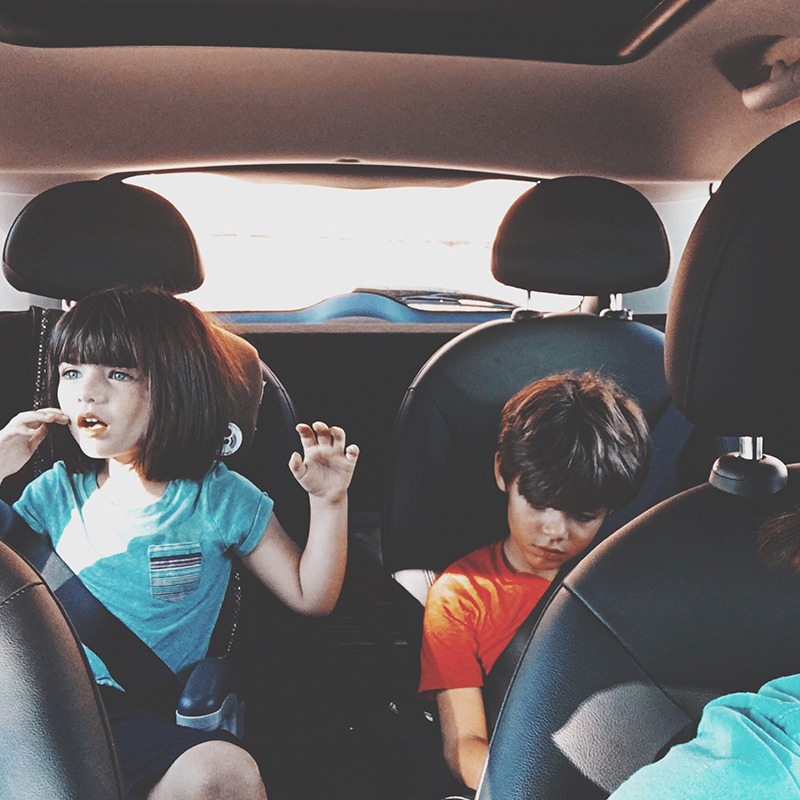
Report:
483,476,800,800
382,176,676,659
480,120,800,800
0,309,38,502
0,538,125,799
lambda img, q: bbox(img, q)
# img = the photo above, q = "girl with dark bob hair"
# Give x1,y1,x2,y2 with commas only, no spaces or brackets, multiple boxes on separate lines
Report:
0,287,359,800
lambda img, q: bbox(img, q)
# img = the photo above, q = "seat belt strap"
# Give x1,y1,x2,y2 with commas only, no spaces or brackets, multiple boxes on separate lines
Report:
0,500,180,709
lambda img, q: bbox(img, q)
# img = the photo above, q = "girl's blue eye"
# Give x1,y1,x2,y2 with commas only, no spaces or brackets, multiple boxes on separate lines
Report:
110,370,133,381
61,368,80,379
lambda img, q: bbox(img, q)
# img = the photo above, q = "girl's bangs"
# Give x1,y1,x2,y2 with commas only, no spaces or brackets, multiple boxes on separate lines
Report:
53,304,139,368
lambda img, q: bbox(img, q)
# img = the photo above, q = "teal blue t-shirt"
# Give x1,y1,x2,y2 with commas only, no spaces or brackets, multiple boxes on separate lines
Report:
609,673,800,799
13,460,273,689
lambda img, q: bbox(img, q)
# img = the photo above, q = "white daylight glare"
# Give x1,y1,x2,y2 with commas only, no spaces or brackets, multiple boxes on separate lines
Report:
127,173,582,314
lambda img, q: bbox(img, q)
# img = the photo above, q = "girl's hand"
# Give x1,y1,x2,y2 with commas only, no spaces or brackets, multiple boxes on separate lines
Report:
289,422,359,505
0,408,69,483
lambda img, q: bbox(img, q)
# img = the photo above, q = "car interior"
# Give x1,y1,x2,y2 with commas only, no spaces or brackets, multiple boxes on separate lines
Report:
2,0,800,798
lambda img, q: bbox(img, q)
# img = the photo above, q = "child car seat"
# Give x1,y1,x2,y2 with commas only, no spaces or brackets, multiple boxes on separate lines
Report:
1,178,307,540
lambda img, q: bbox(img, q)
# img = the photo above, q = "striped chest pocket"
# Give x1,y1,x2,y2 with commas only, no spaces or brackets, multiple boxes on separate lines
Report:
148,542,202,602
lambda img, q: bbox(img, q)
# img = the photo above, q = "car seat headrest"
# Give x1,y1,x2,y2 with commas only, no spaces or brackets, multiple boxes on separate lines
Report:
666,119,800,436
491,176,670,296
3,180,203,300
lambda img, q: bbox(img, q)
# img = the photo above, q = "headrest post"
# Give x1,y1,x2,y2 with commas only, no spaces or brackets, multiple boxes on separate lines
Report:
510,289,543,320
599,293,634,320
739,436,763,461
709,436,787,497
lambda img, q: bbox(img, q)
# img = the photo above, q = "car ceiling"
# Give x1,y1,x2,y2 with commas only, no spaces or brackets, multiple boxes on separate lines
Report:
0,0,799,208
0,0,714,64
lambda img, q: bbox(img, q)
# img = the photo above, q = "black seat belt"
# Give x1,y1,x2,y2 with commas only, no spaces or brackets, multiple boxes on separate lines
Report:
482,402,696,732
0,500,181,710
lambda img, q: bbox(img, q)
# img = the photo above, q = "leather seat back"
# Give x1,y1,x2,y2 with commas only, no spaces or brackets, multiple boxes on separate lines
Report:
0,537,125,799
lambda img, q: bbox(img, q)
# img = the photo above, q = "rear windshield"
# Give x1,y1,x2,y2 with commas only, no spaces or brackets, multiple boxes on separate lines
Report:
127,173,581,315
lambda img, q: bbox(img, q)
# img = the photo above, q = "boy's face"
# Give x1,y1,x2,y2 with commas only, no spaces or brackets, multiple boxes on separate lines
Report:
495,459,605,579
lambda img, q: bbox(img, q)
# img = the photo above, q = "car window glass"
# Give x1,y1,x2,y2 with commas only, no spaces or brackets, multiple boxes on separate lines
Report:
127,173,582,314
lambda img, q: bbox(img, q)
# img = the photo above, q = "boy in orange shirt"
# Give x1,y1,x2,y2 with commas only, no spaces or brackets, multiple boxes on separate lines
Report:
419,372,651,791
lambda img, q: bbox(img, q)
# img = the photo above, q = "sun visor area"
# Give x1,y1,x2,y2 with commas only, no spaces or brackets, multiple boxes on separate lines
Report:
666,119,800,436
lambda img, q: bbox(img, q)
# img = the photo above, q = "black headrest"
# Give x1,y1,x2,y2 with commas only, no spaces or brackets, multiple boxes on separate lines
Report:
491,176,670,295
666,120,800,435
3,180,203,300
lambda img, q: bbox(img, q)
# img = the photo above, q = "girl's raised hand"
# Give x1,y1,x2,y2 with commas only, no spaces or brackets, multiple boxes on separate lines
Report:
0,408,69,483
288,422,359,505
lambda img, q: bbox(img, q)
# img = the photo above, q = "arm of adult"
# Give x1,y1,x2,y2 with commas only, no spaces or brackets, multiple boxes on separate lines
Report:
0,409,69,484
437,686,490,791
242,421,358,616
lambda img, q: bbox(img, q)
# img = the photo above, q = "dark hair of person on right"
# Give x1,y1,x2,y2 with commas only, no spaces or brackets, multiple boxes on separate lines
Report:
495,371,652,517
45,286,238,483
757,506,800,573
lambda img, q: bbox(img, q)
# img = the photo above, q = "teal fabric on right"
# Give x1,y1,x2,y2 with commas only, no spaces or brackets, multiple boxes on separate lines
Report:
610,674,800,799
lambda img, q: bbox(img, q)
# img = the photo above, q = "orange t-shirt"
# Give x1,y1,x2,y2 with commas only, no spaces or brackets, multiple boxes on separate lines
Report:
418,540,551,696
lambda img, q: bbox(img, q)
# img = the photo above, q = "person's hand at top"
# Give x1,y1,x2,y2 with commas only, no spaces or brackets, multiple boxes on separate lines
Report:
0,408,69,483
289,421,359,506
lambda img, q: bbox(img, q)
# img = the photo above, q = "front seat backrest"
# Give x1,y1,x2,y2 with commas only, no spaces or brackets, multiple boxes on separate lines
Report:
0,535,125,799
480,121,800,800
382,176,672,655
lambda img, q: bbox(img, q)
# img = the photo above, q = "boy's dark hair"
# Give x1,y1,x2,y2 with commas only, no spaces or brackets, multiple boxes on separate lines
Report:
46,287,237,483
496,372,651,515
